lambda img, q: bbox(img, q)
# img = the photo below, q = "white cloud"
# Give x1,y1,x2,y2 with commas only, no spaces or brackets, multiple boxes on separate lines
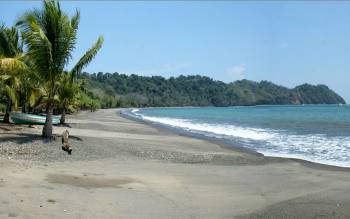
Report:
226,65,246,80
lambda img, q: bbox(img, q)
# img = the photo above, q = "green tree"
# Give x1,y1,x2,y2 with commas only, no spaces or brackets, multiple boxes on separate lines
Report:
0,25,28,123
57,73,82,124
17,0,103,137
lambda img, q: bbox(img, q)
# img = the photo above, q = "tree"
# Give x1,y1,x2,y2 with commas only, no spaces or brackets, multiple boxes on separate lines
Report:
57,73,81,124
0,25,27,123
17,0,103,137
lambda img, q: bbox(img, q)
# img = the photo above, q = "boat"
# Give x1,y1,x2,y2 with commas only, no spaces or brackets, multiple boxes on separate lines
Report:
10,112,61,125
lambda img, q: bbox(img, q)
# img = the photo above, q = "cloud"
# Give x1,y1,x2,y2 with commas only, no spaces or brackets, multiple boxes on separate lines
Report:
226,65,246,80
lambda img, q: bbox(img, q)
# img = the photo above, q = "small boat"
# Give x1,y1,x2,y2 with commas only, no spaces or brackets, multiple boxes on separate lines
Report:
39,113,61,120
10,113,61,125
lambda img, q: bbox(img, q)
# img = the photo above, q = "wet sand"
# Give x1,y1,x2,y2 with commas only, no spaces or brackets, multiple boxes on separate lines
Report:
1,109,350,218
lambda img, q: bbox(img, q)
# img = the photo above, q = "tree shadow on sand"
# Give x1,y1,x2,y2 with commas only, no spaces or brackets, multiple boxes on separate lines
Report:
69,136,83,141
0,130,83,145
56,123,72,128
0,124,25,132
0,133,48,144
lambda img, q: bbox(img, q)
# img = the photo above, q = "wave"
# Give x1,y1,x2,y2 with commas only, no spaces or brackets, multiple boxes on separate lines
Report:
261,134,350,167
129,109,350,167
141,115,275,141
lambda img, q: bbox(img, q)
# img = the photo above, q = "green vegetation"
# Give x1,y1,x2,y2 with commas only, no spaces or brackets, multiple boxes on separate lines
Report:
0,0,103,138
0,25,28,123
0,0,346,139
80,72,345,108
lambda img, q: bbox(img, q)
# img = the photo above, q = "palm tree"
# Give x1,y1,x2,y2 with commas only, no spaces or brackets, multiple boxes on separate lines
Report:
57,72,81,124
17,0,103,137
0,68,20,123
0,25,27,123
18,71,41,113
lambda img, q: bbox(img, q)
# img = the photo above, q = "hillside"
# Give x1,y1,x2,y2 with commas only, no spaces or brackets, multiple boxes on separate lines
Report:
79,72,346,108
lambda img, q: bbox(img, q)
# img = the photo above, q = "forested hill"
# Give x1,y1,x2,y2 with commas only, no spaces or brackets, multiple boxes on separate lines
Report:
80,72,346,108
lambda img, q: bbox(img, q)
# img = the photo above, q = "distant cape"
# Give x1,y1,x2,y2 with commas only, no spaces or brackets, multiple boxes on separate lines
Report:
80,72,345,107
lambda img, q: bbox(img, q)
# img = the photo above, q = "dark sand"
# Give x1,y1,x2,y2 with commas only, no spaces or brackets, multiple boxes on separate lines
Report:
1,109,350,218
46,174,138,189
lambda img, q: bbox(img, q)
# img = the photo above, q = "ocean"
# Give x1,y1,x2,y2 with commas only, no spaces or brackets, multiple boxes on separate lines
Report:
126,105,350,167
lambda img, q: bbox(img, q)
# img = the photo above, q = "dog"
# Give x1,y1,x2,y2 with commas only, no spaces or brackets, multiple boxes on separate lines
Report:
61,130,72,154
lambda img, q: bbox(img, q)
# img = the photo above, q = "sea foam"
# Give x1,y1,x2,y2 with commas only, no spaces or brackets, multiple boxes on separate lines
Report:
130,108,350,167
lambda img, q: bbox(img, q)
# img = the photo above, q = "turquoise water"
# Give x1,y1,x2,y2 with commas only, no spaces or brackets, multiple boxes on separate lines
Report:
128,105,350,167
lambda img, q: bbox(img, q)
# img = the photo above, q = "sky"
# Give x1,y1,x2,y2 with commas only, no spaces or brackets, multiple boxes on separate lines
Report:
1,1,350,102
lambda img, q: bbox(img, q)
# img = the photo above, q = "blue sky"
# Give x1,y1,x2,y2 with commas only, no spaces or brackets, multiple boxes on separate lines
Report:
1,1,350,101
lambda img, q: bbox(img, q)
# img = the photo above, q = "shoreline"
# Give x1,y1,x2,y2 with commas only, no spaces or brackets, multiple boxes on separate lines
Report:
120,109,264,156
121,108,350,172
2,108,350,218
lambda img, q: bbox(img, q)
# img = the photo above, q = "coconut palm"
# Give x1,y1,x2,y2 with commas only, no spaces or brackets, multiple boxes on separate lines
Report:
0,25,27,123
17,0,103,137
18,71,41,113
0,72,19,123
57,72,82,124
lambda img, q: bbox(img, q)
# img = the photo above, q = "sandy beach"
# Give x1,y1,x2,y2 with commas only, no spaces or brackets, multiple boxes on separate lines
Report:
1,109,350,218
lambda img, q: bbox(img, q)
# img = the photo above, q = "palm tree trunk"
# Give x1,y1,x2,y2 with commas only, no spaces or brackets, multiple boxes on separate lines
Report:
60,108,66,124
42,101,53,138
22,103,26,113
4,98,12,123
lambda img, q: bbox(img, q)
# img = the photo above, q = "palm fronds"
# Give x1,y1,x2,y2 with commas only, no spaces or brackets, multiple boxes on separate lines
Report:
70,36,104,80
14,0,103,136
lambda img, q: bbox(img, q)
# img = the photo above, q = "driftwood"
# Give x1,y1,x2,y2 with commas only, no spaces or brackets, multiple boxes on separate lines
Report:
61,130,72,154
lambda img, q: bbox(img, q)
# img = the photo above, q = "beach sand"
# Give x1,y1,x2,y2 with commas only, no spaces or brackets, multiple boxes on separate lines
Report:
1,109,350,218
